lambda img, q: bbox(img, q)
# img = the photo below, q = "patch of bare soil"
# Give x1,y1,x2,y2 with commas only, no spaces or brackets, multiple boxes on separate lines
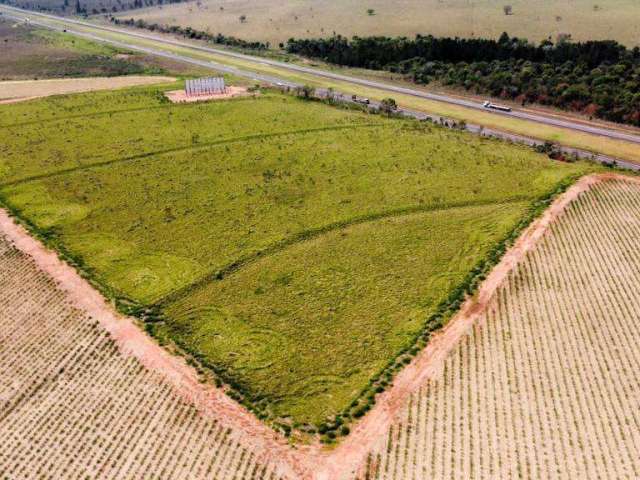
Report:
0,95,39,104
0,75,176,101
164,85,252,103
1,172,633,480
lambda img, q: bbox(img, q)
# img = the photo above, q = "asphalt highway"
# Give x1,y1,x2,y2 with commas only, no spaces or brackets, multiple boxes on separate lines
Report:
4,4,640,146
1,5,639,170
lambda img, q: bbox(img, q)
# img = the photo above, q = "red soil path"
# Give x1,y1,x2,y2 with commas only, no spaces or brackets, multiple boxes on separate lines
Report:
0,209,318,480
1,172,634,480
315,172,640,479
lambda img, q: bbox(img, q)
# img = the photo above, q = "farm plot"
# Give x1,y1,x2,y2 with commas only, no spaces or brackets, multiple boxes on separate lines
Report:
354,176,640,480
0,76,176,103
0,231,291,480
0,85,594,430
0,90,375,183
161,202,529,424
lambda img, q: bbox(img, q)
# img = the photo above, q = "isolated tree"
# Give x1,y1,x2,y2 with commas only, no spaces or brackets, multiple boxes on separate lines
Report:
239,14,247,23
295,84,314,99
379,97,397,113
503,5,512,15
366,8,375,16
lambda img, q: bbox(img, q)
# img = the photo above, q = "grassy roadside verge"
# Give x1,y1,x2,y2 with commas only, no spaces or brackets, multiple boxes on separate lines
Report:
15,11,640,164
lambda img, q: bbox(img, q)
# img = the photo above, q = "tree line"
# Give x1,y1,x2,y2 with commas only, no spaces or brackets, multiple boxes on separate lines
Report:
110,17,269,50
286,33,640,126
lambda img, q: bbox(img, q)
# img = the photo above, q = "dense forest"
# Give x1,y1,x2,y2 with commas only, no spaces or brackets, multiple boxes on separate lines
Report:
286,34,640,126
110,17,269,50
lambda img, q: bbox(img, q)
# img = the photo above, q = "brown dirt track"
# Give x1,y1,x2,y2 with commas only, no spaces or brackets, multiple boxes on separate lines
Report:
0,209,312,480
0,76,176,102
0,172,636,479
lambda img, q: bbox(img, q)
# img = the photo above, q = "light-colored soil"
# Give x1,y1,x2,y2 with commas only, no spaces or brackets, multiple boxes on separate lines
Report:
2,172,636,479
164,85,251,103
0,209,314,479
314,173,618,480
125,0,640,47
350,173,640,480
0,75,176,101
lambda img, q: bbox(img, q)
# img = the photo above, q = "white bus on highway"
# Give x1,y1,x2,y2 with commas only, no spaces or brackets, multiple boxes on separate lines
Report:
483,101,512,112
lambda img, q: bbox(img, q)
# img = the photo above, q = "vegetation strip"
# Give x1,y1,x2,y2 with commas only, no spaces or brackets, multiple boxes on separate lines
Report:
1,103,172,128
155,196,533,308
348,174,640,480
286,33,640,127
0,122,384,188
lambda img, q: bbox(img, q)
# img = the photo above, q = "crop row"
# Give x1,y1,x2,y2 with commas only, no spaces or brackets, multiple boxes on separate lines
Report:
354,177,640,479
0,234,287,480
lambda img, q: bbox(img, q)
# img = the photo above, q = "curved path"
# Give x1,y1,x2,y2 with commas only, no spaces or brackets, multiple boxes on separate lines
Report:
155,196,530,306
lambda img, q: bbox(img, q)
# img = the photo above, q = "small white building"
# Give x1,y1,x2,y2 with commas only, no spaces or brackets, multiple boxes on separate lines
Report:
185,77,226,97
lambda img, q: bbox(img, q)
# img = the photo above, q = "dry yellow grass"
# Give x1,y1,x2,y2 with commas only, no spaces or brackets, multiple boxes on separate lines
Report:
0,75,176,101
354,176,640,480
127,0,640,47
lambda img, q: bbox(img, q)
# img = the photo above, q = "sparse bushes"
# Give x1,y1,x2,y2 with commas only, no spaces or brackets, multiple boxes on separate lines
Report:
379,97,397,114
294,84,314,99
110,17,269,50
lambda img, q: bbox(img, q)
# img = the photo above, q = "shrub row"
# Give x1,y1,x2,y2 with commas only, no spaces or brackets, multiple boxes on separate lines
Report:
110,17,269,51
285,33,640,127
311,171,587,442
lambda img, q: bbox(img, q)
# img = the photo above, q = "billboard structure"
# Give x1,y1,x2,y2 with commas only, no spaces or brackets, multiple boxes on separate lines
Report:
185,77,226,97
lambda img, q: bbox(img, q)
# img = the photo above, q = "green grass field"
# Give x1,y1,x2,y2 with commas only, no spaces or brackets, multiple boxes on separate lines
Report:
0,84,595,430
125,0,640,47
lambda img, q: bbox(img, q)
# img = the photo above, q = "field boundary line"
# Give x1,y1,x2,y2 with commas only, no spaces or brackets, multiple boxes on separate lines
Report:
0,93,287,129
0,122,385,188
155,196,532,307
0,208,320,480
1,104,172,129
315,172,640,480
